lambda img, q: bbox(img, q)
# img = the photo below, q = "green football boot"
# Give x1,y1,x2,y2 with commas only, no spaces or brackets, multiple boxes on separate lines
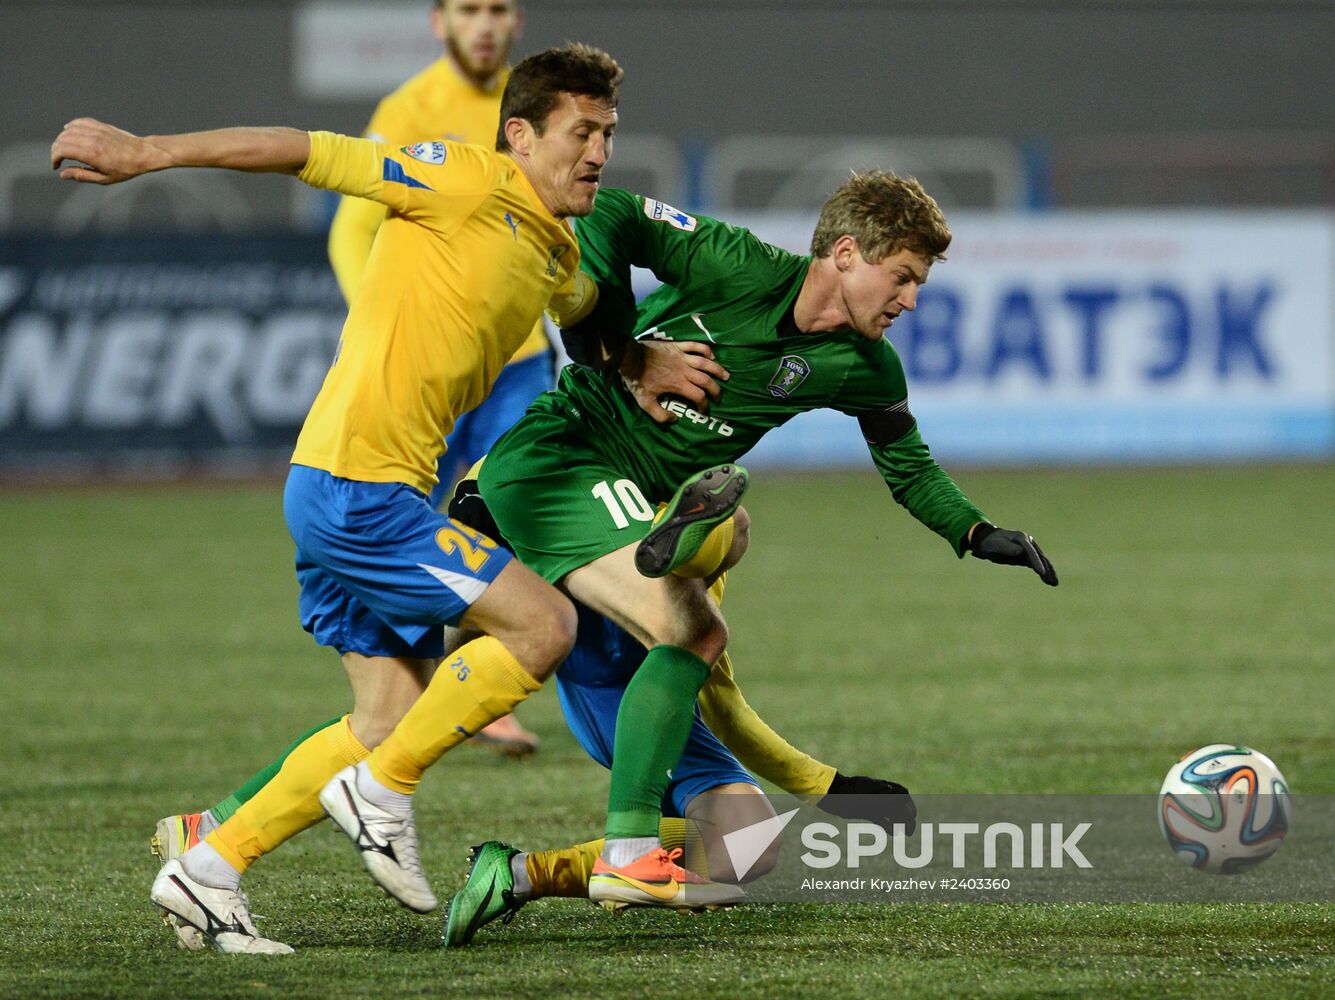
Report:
634,464,749,578
443,841,525,947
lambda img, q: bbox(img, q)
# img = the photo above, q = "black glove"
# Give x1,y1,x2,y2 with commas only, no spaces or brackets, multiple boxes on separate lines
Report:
446,480,513,553
819,772,917,835
968,522,1058,586
558,316,628,373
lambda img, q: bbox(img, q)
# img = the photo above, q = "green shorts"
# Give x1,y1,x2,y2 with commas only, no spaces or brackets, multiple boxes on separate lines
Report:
479,410,661,583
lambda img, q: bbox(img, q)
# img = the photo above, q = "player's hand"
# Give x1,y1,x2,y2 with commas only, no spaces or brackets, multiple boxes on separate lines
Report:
819,772,917,835
625,340,729,425
51,118,164,184
968,522,1059,586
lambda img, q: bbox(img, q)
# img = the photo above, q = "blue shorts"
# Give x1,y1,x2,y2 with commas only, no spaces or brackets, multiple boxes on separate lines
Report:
555,604,757,818
429,351,554,508
285,465,512,659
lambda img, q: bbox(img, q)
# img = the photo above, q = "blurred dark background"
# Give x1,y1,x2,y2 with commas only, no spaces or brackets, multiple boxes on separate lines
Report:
4,0,1332,228
1,0,1331,477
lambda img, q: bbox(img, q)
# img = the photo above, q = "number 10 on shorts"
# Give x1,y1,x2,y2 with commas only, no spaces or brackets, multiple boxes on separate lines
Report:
591,479,655,529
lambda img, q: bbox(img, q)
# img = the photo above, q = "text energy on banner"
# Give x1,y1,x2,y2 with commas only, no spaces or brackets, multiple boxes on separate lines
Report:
0,235,346,476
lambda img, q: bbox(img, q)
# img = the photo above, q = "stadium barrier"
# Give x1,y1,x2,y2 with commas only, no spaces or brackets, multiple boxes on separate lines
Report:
1,212,1331,481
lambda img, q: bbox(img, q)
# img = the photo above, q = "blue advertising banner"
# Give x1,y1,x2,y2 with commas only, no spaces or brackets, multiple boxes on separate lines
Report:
0,234,344,477
3,214,1332,480
718,210,1335,465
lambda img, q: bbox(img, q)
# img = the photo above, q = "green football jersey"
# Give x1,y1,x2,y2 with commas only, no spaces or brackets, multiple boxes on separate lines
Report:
525,188,985,555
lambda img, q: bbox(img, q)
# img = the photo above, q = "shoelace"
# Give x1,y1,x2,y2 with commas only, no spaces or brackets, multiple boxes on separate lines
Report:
655,847,712,885
227,889,263,935
382,818,427,879
644,847,686,874
499,888,523,925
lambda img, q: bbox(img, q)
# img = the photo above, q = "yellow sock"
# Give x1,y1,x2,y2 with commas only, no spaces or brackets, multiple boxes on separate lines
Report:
207,715,368,873
525,838,603,898
671,516,734,579
659,816,710,876
524,818,710,898
368,636,540,793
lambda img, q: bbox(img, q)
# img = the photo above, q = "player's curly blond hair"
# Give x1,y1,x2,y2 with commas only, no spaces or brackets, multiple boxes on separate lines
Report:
810,171,951,263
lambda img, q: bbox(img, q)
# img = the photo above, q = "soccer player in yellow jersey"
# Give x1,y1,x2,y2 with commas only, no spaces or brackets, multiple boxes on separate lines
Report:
329,0,543,755
52,44,635,954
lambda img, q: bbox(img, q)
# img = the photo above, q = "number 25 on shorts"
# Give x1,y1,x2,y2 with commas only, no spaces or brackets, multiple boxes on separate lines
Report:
435,524,498,573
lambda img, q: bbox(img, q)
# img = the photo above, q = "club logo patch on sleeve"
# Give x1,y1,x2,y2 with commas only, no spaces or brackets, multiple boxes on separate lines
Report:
401,141,447,165
545,245,569,277
643,198,697,231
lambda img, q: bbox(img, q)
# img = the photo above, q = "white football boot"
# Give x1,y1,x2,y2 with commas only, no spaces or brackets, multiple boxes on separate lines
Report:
150,860,293,955
319,763,438,913
148,813,210,951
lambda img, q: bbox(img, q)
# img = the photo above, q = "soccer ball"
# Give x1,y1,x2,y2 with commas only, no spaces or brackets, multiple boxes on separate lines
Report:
1158,744,1290,874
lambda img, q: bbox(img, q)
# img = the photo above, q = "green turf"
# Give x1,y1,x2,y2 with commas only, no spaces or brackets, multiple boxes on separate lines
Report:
1,466,1332,998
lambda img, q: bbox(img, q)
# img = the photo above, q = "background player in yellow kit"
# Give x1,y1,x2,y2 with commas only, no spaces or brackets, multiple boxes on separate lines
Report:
328,0,542,755
52,44,623,954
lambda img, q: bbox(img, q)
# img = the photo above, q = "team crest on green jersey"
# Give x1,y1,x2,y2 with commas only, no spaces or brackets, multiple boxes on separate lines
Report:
545,245,569,277
768,355,810,398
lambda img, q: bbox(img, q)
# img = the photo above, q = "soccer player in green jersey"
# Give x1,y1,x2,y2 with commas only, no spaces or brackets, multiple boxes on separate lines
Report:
475,172,1059,909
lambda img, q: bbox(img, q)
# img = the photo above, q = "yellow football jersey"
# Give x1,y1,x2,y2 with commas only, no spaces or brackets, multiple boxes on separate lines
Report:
295,131,579,494
368,57,505,149
327,58,550,365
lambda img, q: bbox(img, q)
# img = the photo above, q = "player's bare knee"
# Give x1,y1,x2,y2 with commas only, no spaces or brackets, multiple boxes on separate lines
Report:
740,836,783,882
668,609,727,665
709,835,780,883
695,612,729,665
526,590,577,680
463,563,576,680
691,784,777,882
489,588,575,682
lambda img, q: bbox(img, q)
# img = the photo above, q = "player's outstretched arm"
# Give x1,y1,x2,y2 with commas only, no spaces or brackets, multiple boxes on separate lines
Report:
698,657,918,834
52,118,310,185
697,653,836,795
967,521,1059,586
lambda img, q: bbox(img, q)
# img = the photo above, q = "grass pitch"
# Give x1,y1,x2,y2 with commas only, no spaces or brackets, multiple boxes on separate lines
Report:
1,465,1332,998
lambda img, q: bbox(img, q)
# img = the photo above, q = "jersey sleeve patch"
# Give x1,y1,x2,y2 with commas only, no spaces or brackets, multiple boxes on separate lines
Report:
401,141,447,165
383,158,434,191
643,198,697,231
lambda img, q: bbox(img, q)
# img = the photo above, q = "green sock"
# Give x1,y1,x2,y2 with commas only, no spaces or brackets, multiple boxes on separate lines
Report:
605,645,711,840
207,716,343,823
